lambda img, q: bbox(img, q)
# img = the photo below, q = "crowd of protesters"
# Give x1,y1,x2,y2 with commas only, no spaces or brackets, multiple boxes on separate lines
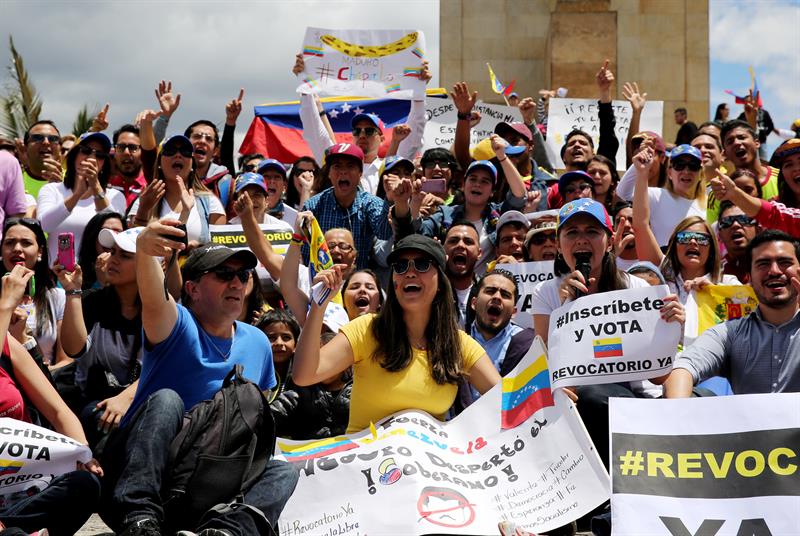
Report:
0,50,797,536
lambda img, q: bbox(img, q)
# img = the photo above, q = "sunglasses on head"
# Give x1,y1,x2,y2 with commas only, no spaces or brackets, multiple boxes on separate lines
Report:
671,159,701,172
352,127,379,137
162,145,194,158
391,257,433,275
78,145,109,159
718,214,756,229
204,267,253,283
529,232,556,246
422,160,453,170
675,231,711,246
29,134,60,144
563,182,593,195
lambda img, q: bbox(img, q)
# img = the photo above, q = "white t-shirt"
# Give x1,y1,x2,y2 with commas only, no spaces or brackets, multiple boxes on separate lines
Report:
25,287,65,364
531,272,651,318
228,213,290,228
129,193,226,244
615,257,640,271
454,285,473,329
37,182,127,263
361,158,383,195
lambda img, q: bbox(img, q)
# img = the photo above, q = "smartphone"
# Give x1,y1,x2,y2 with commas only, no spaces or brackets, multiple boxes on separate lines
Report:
57,233,76,272
421,179,447,194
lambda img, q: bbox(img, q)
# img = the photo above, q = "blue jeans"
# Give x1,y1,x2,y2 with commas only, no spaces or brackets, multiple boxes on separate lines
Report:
0,471,101,536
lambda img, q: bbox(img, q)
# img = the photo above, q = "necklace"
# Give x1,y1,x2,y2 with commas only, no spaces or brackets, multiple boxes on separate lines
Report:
200,324,236,361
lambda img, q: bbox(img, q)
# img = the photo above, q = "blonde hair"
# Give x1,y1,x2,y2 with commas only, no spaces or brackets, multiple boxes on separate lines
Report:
665,161,706,203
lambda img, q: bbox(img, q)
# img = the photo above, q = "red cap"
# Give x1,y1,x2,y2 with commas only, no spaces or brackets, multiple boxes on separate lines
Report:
324,143,365,168
495,122,533,143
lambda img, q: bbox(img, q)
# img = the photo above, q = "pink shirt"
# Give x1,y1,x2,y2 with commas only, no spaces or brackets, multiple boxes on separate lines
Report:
0,151,28,237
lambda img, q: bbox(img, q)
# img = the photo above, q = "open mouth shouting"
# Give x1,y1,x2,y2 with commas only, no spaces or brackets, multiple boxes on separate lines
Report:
353,294,372,312
401,282,423,296
485,301,504,322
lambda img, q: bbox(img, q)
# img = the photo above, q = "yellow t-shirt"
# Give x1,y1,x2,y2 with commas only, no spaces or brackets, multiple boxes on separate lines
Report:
340,313,485,433
706,165,779,223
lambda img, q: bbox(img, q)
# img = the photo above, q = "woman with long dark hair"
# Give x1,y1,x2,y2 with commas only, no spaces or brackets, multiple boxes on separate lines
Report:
586,154,619,212
714,103,729,123
773,138,800,208
78,211,126,290
293,234,500,433
1,217,67,366
285,156,320,210
341,269,383,320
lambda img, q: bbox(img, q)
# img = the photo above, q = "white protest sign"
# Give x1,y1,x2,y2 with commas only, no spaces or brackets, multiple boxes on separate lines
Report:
0,418,91,507
545,98,664,170
277,338,610,535
610,394,800,535
496,261,555,329
297,27,427,99
423,99,524,151
547,286,681,390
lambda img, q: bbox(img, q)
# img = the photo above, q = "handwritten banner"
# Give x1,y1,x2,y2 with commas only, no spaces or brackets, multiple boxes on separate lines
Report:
610,394,800,535
545,98,664,170
423,99,524,152
496,261,555,329
546,286,681,389
209,224,292,282
276,337,610,535
0,418,91,508
297,27,427,100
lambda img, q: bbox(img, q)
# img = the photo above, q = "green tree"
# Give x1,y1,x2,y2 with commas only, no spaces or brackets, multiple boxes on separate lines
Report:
0,36,41,139
72,104,97,137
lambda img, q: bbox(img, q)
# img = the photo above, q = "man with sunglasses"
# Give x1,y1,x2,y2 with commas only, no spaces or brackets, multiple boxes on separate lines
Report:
21,120,64,199
101,226,297,535
108,124,147,209
718,201,759,284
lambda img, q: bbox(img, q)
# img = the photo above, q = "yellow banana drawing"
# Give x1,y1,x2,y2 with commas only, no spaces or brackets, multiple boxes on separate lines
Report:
319,32,418,58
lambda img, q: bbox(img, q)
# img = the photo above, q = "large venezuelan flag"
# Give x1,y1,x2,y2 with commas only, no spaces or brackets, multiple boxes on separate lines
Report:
500,353,554,429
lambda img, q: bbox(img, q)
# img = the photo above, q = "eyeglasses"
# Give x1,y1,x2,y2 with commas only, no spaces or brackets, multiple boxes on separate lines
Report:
392,257,433,274
671,160,702,172
718,214,756,229
190,132,216,143
422,160,453,170
327,242,354,252
675,231,711,246
204,267,253,283
352,127,379,137
115,143,141,153
242,163,259,172
77,145,109,159
563,183,593,195
29,134,60,144
529,232,556,246
161,146,194,158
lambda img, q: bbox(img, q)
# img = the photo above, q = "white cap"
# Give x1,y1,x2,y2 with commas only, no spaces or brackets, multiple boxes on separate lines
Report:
496,210,530,232
98,227,145,254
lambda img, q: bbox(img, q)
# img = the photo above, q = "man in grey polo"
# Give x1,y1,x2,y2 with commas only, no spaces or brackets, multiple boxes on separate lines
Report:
660,230,800,396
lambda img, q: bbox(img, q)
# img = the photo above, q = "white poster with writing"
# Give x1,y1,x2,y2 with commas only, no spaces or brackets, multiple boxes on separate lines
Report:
496,261,555,329
610,394,800,535
297,27,427,99
0,418,92,507
547,286,681,390
423,99,524,151
545,98,664,170
277,338,610,535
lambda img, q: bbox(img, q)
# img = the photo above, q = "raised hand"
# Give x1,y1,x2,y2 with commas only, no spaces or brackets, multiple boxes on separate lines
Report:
490,134,507,158
391,124,411,143
743,89,759,128
633,145,656,173
450,82,477,115
41,155,63,182
135,109,162,128
622,82,647,112
52,262,83,291
419,60,432,84
297,170,315,193
0,265,34,311
233,190,255,219
175,174,195,215
155,80,181,118
292,53,305,76
708,169,737,202
136,179,165,219
137,219,186,258
225,88,245,126
524,189,542,213
90,103,110,132
596,59,614,102
517,97,536,125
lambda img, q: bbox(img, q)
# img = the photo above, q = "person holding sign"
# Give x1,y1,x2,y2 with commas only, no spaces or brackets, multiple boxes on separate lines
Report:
293,234,500,434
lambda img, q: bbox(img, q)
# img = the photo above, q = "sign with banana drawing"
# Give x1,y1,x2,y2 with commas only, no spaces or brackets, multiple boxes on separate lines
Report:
298,27,427,100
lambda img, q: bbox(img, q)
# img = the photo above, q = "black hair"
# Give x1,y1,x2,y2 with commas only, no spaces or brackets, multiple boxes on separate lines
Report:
588,154,619,212
745,230,800,270
341,269,384,320
243,274,266,325
729,168,763,199
721,120,757,145
257,307,302,341
446,219,478,238
376,160,415,199
184,120,219,147
286,156,323,209
78,212,126,289
691,130,722,150
23,120,60,144
674,107,688,115
237,153,264,171
63,142,112,191
420,148,457,169
713,104,728,122
612,200,633,219
477,268,519,303
112,124,140,145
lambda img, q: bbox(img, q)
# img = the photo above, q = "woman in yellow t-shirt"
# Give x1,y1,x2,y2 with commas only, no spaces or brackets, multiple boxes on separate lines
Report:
293,235,501,433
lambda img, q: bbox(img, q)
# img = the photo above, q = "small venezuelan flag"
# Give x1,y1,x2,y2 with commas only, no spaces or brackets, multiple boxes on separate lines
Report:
403,67,422,78
501,354,554,429
593,338,623,358
385,84,402,93
279,436,359,462
0,459,24,476
303,46,324,57
411,47,424,59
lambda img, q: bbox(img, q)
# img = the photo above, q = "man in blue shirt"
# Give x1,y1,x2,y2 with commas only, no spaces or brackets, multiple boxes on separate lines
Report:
102,221,297,536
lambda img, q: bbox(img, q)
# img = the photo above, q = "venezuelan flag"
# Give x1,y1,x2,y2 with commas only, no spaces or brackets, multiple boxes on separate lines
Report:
487,63,516,97
593,338,623,358
0,459,24,476
303,46,324,57
308,216,332,280
279,436,359,462
501,354,554,429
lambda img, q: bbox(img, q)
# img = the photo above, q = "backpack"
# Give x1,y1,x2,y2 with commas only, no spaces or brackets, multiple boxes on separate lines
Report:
162,364,276,529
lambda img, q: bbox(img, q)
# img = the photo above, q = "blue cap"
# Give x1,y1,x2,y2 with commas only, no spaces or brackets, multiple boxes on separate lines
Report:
234,172,267,194
256,158,287,178
504,144,526,156
668,144,702,162
557,198,612,234
77,131,111,152
558,170,595,194
466,160,497,183
379,155,415,177
160,134,192,152
508,92,519,98
351,113,384,132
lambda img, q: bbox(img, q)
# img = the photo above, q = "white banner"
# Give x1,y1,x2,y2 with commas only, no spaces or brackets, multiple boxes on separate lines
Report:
545,98,664,170
297,27,427,100
0,418,92,508
496,261,555,329
610,394,800,535
423,99,524,151
209,223,292,282
547,286,681,390
277,338,610,535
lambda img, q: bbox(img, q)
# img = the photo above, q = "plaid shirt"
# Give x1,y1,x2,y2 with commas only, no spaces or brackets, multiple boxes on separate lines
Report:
302,188,391,270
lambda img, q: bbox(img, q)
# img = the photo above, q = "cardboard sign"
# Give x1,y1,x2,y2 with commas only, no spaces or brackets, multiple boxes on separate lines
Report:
496,261,555,329
423,99,524,151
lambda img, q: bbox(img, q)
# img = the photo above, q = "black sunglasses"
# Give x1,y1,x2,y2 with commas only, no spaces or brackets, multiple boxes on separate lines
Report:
78,145,109,159
671,160,701,172
392,258,433,274
352,127,379,137
242,163,259,172
529,232,556,246
718,214,756,229
115,143,141,153
162,145,194,158
422,160,454,170
29,134,60,144
204,267,253,283
563,182,593,195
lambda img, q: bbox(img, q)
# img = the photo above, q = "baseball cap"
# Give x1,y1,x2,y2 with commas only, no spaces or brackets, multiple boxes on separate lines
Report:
387,235,446,273
420,148,457,169
379,155,415,177
524,221,557,247
160,134,193,153
495,122,532,143
508,92,519,99
668,144,702,162
256,158,287,178
626,261,667,285
558,170,595,194
77,131,112,152
496,210,530,233
631,131,666,153
557,198,613,234
98,227,145,254
182,243,257,281
234,172,267,194
351,113,385,132
772,138,800,165
324,143,364,169
465,160,498,183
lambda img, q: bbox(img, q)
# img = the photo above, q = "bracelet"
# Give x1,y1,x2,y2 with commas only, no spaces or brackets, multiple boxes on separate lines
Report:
456,112,470,121
497,157,508,162
292,233,307,243
65,289,82,296
22,338,37,351
319,110,326,117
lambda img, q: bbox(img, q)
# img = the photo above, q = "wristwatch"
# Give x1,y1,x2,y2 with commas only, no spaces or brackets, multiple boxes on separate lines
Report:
94,190,106,201
457,112,470,121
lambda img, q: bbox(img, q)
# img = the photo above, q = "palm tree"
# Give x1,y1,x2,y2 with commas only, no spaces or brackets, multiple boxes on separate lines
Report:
0,36,42,139
72,104,97,137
